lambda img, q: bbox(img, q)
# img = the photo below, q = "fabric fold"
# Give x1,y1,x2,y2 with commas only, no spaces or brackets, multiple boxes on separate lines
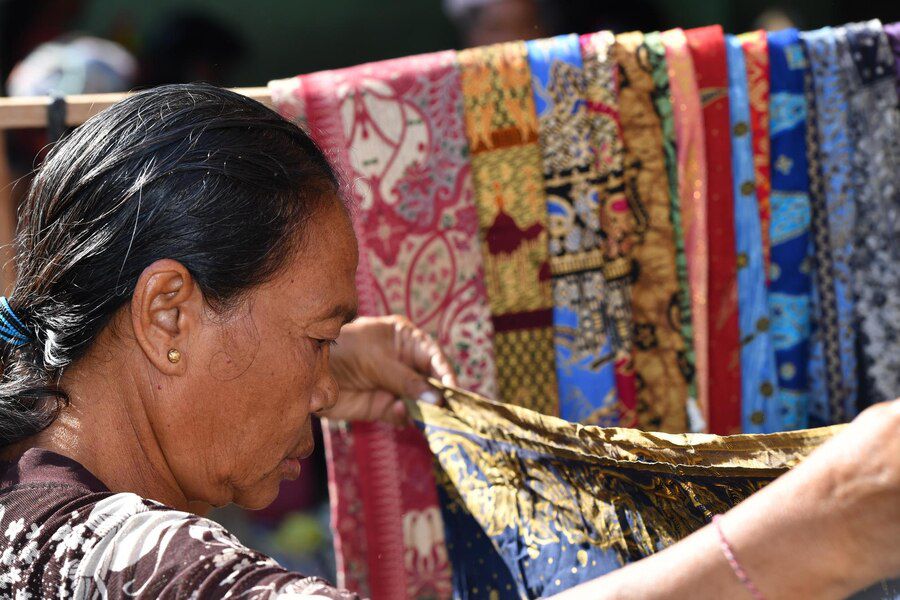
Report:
410,382,840,599
526,34,619,425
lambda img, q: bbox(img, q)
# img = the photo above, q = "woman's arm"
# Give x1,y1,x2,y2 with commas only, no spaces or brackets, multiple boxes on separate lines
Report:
552,399,900,599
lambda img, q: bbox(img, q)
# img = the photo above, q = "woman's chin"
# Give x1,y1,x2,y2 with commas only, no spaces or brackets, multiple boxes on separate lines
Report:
233,472,291,511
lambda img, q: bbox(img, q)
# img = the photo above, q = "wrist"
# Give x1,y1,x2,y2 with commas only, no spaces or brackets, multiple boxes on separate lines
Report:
720,466,870,599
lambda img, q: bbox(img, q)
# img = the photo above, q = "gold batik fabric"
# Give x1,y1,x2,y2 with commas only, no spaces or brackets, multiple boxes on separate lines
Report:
458,43,559,414
410,382,840,599
613,32,690,432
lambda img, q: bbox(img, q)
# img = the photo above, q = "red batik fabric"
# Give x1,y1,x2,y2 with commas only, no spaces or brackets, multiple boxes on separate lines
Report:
739,30,773,280
685,26,743,435
270,50,497,600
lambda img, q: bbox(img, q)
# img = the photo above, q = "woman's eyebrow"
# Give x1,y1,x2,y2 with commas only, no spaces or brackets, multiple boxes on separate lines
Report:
321,303,358,325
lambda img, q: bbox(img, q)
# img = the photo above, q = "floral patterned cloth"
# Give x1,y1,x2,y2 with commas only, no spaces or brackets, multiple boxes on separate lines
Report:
838,20,900,407
270,50,498,600
0,449,357,599
526,34,619,425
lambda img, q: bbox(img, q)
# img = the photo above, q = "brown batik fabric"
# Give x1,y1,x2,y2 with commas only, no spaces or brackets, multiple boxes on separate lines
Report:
613,31,690,432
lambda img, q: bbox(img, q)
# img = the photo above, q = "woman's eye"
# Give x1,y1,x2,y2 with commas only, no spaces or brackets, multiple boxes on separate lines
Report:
314,339,337,350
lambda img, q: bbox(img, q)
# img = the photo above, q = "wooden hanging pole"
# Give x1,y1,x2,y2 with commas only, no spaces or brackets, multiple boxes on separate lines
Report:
0,87,273,130
0,131,17,293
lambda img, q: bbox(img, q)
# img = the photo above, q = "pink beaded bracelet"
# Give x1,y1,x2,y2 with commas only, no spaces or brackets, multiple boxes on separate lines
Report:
712,515,767,600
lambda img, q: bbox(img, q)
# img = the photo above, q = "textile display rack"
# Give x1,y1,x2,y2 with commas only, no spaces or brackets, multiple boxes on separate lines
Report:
0,87,272,292
0,88,273,291
1,18,899,600
0,87,273,129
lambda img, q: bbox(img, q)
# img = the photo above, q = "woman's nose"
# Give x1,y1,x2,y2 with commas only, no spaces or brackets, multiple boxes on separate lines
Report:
311,372,340,415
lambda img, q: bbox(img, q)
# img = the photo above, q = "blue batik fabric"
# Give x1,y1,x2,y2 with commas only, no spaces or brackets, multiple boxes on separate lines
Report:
838,21,900,406
526,34,619,425
800,28,859,425
725,35,780,434
766,29,814,431
411,384,844,599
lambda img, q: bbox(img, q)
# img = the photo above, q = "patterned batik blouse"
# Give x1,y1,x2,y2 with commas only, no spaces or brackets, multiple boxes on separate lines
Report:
0,448,359,599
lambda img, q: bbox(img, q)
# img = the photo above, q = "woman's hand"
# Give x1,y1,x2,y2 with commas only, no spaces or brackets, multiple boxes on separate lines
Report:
551,397,900,600
322,315,458,426
791,397,900,588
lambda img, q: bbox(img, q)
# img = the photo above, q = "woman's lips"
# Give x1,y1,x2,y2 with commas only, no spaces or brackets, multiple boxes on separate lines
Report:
280,457,303,480
279,441,314,480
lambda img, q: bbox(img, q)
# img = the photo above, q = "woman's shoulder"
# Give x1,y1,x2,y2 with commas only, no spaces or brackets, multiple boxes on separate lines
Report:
0,449,357,599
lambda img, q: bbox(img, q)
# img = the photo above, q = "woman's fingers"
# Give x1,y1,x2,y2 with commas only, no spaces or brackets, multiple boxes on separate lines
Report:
393,317,458,387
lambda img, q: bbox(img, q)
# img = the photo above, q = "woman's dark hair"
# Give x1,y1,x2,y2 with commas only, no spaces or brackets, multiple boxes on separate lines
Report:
0,82,339,447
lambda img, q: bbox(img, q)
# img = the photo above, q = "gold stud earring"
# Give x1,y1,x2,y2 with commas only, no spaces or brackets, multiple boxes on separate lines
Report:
167,349,182,364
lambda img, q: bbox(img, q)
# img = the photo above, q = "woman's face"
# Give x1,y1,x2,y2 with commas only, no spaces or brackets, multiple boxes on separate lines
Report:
155,199,359,509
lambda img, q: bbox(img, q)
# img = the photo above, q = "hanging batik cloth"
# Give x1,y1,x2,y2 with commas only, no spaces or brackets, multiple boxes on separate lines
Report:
737,30,773,280
766,29,814,431
685,25,743,435
837,20,900,406
613,31,691,433
579,31,639,426
661,27,710,432
725,35,780,433
270,51,500,599
644,31,698,425
801,27,858,425
801,39,842,429
458,42,560,415
525,34,619,425
410,382,841,599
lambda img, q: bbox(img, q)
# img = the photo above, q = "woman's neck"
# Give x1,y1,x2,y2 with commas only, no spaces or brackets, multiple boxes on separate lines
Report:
30,352,192,512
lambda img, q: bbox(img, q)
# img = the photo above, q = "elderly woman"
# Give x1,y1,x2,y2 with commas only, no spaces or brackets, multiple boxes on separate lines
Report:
0,84,897,599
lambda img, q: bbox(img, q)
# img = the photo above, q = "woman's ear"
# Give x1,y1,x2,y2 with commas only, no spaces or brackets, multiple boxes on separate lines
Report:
130,259,204,375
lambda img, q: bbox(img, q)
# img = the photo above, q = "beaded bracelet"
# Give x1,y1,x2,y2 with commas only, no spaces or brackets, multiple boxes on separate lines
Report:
712,514,766,600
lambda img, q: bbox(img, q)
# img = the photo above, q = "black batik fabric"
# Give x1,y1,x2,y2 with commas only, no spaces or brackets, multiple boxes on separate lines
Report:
838,21,900,406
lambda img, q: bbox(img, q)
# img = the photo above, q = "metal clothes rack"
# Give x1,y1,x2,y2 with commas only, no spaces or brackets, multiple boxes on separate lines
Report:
0,87,273,292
